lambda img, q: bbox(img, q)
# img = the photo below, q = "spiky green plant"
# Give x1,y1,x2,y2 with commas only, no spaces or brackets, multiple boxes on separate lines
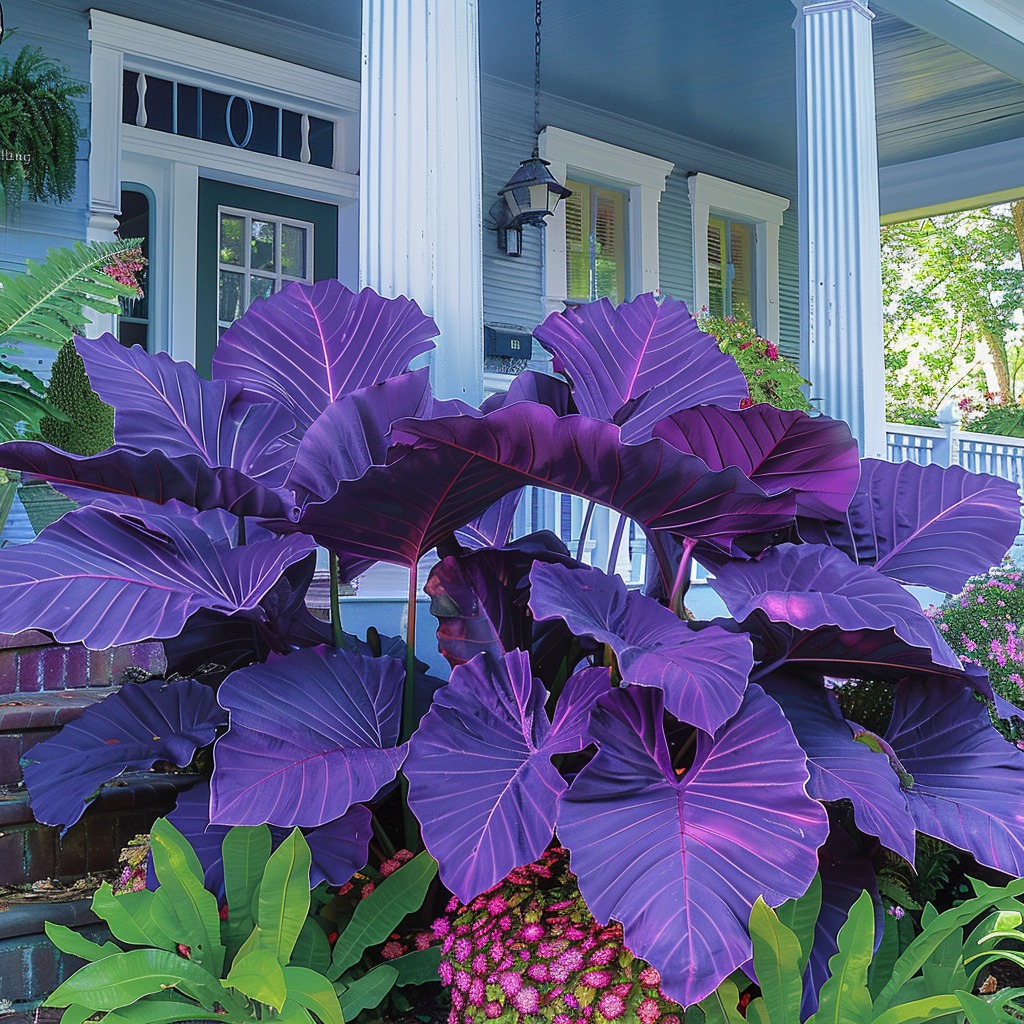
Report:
0,45,85,207
39,338,114,455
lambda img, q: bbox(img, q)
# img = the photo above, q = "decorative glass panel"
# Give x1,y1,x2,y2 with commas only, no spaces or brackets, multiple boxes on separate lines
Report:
220,215,244,266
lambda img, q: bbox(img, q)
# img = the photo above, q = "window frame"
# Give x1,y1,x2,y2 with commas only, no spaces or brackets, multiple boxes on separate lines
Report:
538,127,673,317
688,172,789,344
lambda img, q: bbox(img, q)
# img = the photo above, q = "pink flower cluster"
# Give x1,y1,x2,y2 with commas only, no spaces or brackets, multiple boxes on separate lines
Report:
102,247,146,297
436,848,684,1024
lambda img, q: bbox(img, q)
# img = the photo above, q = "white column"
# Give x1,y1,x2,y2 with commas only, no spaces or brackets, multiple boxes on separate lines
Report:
793,0,886,458
360,0,483,405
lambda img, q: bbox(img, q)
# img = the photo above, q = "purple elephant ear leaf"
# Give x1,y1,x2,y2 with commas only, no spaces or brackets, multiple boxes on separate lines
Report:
75,334,297,487
479,370,573,416
709,543,960,674
529,560,752,734
22,680,225,832
558,684,828,1007
404,650,608,901
455,490,522,551
886,679,1024,876
213,281,439,431
163,782,370,895
763,674,914,862
811,459,1021,593
211,646,406,828
652,406,860,521
533,294,748,438
0,505,314,649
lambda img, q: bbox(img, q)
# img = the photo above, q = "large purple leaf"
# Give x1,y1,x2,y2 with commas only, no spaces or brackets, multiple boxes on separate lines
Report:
405,650,607,901
0,505,314,649
479,370,573,416
886,679,1024,875
163,783,370,894
426,532,576,668
764,675,914,862
709,544,960,673
212,281,439,430
22,680,225,831
454,490,522,551
652,407,860,520
211,646,406,827
0,441,294,519
558,684,828,1007
801,459,1021,593
528,560,752,734
533,294,747,438
76,334,297,487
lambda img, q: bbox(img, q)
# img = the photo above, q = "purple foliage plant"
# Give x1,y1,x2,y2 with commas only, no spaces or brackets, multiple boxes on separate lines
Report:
2,281,1023,1010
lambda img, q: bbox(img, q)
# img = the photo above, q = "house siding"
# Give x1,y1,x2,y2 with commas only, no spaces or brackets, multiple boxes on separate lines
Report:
480,77,801,361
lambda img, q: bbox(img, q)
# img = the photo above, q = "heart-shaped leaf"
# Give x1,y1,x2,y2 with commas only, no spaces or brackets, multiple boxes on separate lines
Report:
529,560,753,734
652,406,860,520
800,459,1021,593
211,646,406,827
886,679,1024,876
0,505,314,648
405,650,607,901
22,679,225,831
558,684,828,1006
212,280,438,431
533,293,747,438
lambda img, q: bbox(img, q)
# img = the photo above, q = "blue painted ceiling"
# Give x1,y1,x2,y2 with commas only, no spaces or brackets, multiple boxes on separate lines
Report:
47,0,1024,172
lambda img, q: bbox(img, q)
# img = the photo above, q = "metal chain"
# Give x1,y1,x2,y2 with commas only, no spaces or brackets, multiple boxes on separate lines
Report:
533,0,543,150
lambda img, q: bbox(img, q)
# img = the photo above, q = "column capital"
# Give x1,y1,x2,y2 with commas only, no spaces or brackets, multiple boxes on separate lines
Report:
792,0,873,21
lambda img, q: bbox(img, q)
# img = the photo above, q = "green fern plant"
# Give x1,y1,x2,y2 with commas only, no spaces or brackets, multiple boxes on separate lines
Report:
0,45,85,207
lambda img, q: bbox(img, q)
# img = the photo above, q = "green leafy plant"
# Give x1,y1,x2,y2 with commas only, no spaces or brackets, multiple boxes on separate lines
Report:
696,308,811,411
45,818,440,1024
38,337,114,455
0,43,84,208
695,875,1024,1024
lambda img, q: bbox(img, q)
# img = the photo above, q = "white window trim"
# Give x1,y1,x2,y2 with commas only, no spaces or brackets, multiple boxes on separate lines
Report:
538,127,673,316
688,172,789,344
88,11,360,362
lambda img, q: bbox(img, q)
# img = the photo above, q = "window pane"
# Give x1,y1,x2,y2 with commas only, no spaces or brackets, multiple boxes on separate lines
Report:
116,188,150,351
707,217,726,318
730,221,755,325
219,271,245,322
565,182,590,303
250,220,276,270
250,275,275,303
220,214,244,266
281,224,307,278
593,187,626,304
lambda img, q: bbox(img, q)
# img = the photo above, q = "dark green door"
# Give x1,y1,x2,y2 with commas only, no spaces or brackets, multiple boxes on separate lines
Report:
196,179,339,377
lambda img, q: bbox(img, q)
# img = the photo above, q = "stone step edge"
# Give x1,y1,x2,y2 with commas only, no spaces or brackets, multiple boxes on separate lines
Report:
0,688,119,734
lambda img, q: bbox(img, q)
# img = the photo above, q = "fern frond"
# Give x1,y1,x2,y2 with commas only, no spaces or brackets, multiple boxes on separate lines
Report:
0,239,144,349
0,381,65,441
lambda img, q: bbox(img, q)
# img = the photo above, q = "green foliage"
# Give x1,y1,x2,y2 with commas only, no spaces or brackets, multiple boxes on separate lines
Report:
696,310,811,411
38,338,114,455
47,818,441,1024
0,44,85,207
704,873,1024,1024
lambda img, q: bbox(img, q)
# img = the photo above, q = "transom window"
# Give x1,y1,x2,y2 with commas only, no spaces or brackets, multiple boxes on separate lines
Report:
565,179,628,304
217,207,313,335
707,215,756,325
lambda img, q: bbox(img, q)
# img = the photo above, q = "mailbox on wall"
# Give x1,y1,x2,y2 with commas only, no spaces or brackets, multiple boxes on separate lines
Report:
484,325,532,359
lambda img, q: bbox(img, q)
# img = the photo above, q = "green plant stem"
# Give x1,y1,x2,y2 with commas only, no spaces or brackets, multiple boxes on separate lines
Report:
329,552,343,649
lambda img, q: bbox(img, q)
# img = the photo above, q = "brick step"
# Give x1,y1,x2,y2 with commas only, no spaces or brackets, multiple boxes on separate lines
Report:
0,772,200,886
0,688,119,787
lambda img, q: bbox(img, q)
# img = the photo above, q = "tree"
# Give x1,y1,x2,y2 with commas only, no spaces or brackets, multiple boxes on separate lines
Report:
882,203,1024,420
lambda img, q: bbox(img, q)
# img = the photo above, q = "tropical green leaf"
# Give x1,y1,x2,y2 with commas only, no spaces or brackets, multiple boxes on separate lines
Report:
749,897,803,1024
255,828,312,965
0,239,143,349
44,948,228,1011
150,818,225,976
956,991,1006,1024
104,1000,237,1024
745,1001,771,1024
223,947,287,1010
775,874,822,975
337,965,398,1019
289,918,332,975
330,852,437,979
91,884,177,951
222,824,272,955
870,994,967,1024
698,978,749,1024
283,965,345,1024
57,1003,98,1024
811,889,874,1024
387,947,442,987
45,921,120,961
0,380,63,439
868,914,899,1001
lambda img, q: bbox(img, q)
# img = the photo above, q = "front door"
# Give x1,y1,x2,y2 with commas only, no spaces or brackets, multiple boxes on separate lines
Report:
196,179,339,378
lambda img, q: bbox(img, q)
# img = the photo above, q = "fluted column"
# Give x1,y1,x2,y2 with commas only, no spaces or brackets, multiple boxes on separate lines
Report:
360,0,483,404
793,0,886,457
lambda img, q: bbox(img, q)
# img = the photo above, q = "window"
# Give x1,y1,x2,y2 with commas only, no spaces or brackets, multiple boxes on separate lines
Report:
688,173,789,343
216,207,314,335
565,179,628,304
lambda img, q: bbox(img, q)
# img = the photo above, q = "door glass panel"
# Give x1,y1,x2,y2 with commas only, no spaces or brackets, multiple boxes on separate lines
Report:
219,271,244,321
220,215,244,266
281,224,308,279
250,220,277,271
250,275,275,303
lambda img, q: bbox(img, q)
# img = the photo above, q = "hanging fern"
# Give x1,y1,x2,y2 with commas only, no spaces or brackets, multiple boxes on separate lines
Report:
0,238,145,354
0,45,85,206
